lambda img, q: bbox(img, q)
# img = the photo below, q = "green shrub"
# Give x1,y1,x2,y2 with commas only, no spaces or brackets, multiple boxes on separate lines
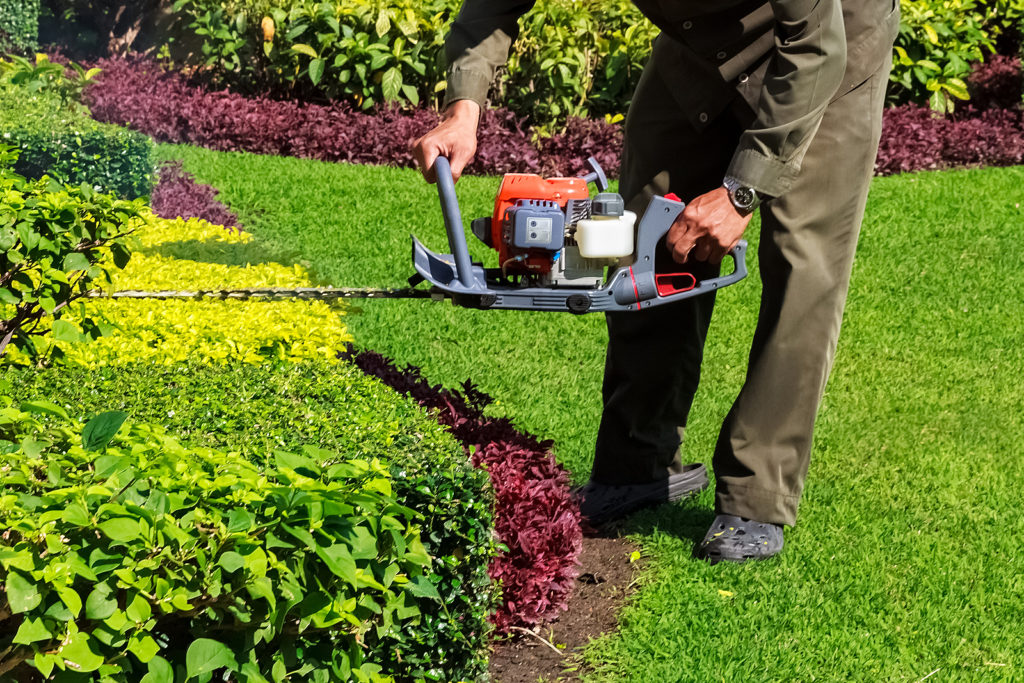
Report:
0,84,153,198
0,395,440,682
0,0,39,55
0,152,142,361
170,0,452,109
167,0,653,123
4,361,498,682
891,0,1024,112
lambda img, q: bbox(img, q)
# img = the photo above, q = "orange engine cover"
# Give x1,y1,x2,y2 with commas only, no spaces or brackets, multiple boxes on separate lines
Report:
492,173,590,274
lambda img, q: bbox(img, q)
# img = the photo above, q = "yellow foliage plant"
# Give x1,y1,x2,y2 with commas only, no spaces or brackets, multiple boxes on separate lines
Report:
20,214,352,366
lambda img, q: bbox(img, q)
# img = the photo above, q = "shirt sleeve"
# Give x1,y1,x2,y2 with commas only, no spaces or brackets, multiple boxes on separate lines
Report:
442,0,536,111
726,0,847,198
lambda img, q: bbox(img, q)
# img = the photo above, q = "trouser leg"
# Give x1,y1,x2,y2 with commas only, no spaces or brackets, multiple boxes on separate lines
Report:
713,58,893,526
591,64,742,485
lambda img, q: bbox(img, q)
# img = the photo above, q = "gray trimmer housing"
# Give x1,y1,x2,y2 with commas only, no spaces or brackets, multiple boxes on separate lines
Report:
411,157,747,314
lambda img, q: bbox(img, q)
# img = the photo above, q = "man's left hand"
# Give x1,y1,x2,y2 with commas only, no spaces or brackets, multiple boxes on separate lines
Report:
666,187,753,264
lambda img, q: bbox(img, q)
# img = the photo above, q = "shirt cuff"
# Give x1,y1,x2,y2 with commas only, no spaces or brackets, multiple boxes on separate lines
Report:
442,68,492,111
725,147,801,199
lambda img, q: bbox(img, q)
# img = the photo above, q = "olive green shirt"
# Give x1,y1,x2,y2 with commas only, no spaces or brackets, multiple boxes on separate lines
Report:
443,0,899,198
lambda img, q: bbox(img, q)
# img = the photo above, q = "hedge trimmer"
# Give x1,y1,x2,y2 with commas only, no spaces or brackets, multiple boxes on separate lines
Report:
92,157,747,313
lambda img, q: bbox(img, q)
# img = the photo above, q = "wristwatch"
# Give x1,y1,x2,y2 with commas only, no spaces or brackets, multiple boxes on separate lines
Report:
722,176,762,215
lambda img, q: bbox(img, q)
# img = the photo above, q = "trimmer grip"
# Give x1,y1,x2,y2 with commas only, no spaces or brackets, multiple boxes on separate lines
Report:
614,195,748,307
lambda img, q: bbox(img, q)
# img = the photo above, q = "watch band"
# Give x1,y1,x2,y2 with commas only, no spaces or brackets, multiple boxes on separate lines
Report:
723,176,761,215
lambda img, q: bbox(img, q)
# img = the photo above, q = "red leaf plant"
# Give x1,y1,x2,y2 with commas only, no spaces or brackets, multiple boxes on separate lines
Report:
151,161,242,231
341,346,583,633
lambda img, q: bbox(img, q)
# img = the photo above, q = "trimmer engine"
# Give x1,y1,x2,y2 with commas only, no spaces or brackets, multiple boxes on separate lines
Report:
470,161,639,288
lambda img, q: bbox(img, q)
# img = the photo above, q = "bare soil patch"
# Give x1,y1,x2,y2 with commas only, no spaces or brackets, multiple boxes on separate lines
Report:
489,534,639,682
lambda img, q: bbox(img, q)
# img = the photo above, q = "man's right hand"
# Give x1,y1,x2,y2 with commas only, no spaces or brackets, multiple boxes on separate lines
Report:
411,99,481,184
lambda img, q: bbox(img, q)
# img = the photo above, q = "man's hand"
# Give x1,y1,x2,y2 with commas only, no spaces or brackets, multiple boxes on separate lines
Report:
666,187,753,264
411,99,481,183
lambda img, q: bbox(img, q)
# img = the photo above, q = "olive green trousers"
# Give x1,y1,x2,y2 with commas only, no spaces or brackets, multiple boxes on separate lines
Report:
591,54,893,526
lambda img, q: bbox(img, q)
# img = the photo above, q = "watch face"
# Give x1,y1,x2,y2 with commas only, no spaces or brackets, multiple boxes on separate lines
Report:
734,186,756,209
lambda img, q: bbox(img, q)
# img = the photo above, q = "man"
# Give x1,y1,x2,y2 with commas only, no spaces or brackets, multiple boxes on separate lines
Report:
412,0,899,563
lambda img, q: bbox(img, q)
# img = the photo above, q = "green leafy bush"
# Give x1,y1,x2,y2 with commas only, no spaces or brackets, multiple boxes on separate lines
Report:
0,396,441,682
500,0,655,129
0,151,142,360
5,361,498,682
171,0,451,109
891,0,1024,112
0,0,39,55
167,0,651,123
0,79,154,198
0,52,102,107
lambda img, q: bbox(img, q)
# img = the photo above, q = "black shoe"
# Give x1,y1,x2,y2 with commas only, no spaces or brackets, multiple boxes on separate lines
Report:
695,514,784,564
574,464,708,527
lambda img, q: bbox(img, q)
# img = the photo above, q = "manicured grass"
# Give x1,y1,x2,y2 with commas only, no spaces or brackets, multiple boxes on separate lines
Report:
157,143,1024,680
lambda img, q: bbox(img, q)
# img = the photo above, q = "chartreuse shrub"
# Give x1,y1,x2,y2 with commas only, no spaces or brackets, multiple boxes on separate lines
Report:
0,148,143,360
0,66,153,198
4,213,353,365
0,0,39,55
4,361,498,681
0,395,444,682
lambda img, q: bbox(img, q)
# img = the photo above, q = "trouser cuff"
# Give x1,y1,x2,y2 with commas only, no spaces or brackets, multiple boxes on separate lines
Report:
716,483,800,527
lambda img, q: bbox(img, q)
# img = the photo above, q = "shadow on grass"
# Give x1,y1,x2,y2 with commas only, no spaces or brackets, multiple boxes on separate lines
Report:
140,238,299,269
592,498,716,551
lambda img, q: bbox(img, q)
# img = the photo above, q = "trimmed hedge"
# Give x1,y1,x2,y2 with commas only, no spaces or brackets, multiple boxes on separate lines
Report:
0,0,39,55
0,85,153,198
0,396,437,682
343,348,584,633
4,361,498,681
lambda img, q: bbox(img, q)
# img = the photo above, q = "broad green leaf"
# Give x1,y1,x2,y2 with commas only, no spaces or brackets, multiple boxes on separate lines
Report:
86,583,118,620
128,634,161,663
6,571,42,613
141,655,174,683
309,58,325,85
126,594,152,623
62,504,91,526
13,616,53,644
60,632,106,672
381,66,402,101
0,549,34,572
34,652,57,678
290,43,318,58
227,508,254,532
274,450,319,476
56,586,83,617
99,517,141,542
82,411,128,451
315,544,357,584
52,319,84,343
406,575,441,601
20,399,69,419
62,252,91,272
217,551,245,573
186,638,238,678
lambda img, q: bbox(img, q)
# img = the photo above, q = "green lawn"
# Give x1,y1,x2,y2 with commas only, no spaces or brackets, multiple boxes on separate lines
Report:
159,144,1024,681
